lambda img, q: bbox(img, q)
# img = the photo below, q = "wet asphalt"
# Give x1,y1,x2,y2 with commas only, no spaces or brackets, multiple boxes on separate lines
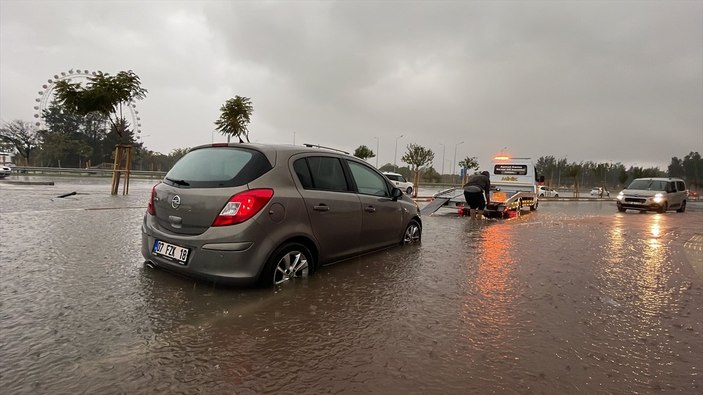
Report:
1,178,702,394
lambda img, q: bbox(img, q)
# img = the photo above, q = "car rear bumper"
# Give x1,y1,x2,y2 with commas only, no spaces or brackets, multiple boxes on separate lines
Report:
141,216,268,286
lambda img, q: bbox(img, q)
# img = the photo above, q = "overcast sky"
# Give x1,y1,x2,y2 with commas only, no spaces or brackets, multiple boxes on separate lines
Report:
1,0,701,170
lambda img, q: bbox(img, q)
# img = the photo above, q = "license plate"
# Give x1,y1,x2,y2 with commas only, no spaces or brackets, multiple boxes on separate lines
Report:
492,191,507,203
153,240,189,264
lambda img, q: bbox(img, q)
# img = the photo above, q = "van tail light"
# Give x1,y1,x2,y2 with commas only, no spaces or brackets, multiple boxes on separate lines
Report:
147,185,157,215
212,189,274,226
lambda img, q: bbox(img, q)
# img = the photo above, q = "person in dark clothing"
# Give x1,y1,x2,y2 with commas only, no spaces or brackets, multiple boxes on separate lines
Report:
462,171,491,219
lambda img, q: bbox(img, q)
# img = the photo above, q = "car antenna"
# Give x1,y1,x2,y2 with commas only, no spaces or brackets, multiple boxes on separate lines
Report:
303,143,349,155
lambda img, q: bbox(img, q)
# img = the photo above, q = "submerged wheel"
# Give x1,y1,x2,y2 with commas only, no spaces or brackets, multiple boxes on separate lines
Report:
261,242,313,286
657,203,667,214
676,201,686,213
617,206,626,212
402,220,421,245
530,199,538,211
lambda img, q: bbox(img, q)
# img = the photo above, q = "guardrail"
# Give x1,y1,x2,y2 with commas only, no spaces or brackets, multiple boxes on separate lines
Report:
9,166,166,178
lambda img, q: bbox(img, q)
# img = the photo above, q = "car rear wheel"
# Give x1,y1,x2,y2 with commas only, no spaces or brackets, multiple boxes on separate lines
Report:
406,187,413,194
402,220,421,245
262,242,313,286
677,201,686,213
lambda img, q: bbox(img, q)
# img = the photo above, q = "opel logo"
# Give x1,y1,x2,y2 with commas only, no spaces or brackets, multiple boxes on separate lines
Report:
171,195,181,209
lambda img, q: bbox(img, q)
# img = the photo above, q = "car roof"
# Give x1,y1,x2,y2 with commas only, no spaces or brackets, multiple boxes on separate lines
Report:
633,177,684,182
191,142,349,155
188,142,359,165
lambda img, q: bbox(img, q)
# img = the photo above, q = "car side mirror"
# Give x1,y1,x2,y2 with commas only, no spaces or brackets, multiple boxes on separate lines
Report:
391,187,402,200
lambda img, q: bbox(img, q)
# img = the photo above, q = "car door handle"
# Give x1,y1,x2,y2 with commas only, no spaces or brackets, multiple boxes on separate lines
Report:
364,206,376,213
313,204,330,212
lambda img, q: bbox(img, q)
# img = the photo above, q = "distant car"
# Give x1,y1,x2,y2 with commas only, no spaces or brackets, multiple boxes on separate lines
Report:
537,186,559,197
0,164,12,178
590,187,609,197
142,143,422,287
383,171,413,194
616,177,687,213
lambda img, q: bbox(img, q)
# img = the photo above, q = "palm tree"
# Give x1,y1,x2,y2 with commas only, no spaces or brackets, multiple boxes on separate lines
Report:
215,96,253,143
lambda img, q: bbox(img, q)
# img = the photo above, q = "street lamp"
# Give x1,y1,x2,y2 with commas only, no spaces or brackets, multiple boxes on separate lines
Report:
439,143,446,180
373,136,379,168
453,141,464,185
394,134,404,171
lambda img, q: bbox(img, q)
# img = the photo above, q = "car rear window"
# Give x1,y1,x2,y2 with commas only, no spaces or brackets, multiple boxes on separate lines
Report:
164,147,272,188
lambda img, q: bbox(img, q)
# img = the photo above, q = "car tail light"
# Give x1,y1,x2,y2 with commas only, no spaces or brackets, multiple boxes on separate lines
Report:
212,189,274,226
147,184,157,215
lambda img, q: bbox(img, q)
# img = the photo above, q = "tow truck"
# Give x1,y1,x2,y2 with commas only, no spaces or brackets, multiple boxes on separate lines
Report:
421,156,543,218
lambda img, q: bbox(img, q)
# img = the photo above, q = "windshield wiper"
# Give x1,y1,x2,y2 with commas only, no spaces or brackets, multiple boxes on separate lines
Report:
166,177,190,186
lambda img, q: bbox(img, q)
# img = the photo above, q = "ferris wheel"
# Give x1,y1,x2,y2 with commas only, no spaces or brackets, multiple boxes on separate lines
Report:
33,69,142,136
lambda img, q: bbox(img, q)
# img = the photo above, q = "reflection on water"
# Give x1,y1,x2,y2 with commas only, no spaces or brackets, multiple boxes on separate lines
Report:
604,214,672,318
637,214,670,318
475,222,516,322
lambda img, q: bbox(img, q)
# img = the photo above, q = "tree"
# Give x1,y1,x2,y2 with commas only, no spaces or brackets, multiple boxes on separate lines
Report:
41,100,109,167
401,143,435,197
353,145,375,161
215,96,253,143
564,162,583,196
458,156,479,183
0,120,40,165
53,70,147,142
668,157,685,178
682,152,701,189
536,156,557,184
422,166,441,183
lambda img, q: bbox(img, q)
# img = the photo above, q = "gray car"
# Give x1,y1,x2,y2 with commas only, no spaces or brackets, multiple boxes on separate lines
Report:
616,177,688,213
141,143,422,286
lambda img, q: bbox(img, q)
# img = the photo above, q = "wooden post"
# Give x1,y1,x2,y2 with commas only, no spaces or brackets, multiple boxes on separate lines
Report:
124,145,132,195
110,144,133,195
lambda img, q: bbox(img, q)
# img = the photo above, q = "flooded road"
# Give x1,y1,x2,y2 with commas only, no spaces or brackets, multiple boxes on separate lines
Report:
1,178,702,394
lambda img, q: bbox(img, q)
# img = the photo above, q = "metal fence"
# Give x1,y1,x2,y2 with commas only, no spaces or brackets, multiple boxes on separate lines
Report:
8,166,166,179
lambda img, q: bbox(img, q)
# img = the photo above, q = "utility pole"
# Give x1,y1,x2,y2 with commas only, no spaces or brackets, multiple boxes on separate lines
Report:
439,143,445,181
394,134,403,172
374,136,379,168
453,141,464,185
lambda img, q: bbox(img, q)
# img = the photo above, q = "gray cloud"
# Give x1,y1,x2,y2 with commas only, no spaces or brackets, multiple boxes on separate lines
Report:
1,0,701,170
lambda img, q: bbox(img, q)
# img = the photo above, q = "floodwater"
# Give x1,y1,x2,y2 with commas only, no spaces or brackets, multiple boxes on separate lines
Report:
1,178,702,394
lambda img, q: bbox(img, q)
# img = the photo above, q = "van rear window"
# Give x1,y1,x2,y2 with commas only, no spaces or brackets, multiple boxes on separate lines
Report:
164,147,272,188
494,164,527,175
